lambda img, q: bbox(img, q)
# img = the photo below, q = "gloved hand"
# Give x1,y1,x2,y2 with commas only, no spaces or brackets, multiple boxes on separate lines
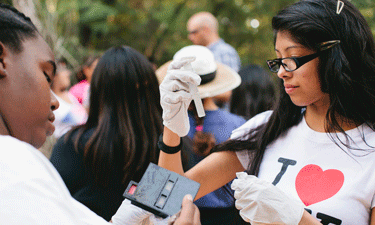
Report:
159,57,201,137
150,215,171,225
231,172,305,225
111,199,152,224
111,199,176,225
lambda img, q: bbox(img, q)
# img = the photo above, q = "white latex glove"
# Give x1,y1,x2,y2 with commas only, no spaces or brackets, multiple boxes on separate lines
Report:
111,199,152,225
231,172,305,225
111,199,174,225
150,215,172,225
159,57,201,137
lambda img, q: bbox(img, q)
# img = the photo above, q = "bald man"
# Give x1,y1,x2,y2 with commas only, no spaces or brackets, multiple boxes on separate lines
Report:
187,12,241,72
187,12,241,110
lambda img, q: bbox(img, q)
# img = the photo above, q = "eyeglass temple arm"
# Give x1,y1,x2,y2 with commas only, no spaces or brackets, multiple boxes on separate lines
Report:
297,40,341,67
294,52,321,68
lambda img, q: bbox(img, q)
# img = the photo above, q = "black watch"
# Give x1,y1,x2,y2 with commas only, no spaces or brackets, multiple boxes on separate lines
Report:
157,133,183,154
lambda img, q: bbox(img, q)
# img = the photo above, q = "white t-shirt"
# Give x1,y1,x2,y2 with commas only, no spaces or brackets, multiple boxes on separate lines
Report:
232,111,375,225
0,135,109,224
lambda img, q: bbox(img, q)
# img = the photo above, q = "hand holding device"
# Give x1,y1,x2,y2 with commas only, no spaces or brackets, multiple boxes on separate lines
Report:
123,163,200,219
111,199,152,225
111,195,201,225
159,57,201,137
231,172,305,225
112,163,200,225
169,194,201,225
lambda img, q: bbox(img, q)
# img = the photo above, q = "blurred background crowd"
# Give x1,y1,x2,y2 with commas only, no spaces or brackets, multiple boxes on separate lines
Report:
8,0,375,69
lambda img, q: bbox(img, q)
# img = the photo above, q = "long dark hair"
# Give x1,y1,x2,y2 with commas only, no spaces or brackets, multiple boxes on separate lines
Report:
230,64,276,120
67,46,163,187
0,3,38,53
214,0,375,175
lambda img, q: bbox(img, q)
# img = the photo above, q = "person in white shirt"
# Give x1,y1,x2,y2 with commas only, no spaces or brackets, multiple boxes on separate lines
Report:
148,0,375,225
0,3,200,225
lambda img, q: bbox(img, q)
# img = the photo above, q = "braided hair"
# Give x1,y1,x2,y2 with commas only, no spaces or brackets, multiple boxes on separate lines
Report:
0,3,38,54
189,101,216,157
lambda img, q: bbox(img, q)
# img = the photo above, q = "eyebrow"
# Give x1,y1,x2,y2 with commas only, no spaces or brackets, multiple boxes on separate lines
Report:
48,60,57,76
275,45,305,52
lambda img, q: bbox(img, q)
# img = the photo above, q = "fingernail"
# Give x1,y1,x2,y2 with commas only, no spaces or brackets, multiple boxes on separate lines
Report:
185,194,193,201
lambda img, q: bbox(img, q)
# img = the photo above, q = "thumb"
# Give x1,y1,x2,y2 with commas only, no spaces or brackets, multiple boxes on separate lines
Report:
182,194,193,204
179,194,195,218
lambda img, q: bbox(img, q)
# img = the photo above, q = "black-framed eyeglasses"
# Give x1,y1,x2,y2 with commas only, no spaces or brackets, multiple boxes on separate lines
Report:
266,40,340,73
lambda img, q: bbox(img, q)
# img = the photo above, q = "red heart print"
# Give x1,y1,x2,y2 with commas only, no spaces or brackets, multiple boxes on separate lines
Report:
295,164,344,206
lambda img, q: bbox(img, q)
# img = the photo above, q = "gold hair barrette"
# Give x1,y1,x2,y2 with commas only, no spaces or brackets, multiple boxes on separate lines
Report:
336,0,344,14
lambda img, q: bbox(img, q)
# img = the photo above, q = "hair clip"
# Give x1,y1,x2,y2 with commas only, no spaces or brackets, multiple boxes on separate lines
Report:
195,125,203,132
336,0,344,14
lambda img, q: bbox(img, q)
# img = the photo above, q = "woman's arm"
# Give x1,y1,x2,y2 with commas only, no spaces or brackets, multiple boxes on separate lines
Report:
159,127,185,175
159,127,245,200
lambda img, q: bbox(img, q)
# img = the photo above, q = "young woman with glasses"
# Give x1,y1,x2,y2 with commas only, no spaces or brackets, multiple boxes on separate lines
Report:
148,0,375,224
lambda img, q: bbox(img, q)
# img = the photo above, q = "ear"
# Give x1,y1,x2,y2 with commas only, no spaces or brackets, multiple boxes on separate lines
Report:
0,42,8,78
0,42,9,78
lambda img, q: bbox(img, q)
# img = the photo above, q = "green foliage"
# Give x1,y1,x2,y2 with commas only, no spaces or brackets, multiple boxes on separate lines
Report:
2,0,13,5
75,0,374,70
11,0,375,71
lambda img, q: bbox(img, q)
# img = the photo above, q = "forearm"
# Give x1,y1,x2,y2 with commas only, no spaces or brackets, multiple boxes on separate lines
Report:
299,211,322,225
158,127,242,200
158,126,184,175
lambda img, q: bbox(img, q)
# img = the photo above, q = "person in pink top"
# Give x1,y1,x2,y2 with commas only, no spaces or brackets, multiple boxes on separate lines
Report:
51,65,88,138
69,56,100,105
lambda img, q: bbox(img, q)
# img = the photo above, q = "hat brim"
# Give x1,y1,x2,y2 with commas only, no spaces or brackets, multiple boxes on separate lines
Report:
156,61,241,99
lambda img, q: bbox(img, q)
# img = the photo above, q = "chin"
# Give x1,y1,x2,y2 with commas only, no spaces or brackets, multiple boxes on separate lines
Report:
290,99,309,107
33,140,46,149
31,134,47,149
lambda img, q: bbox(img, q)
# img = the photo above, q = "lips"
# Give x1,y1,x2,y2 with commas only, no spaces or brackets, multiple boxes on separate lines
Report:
47,113,55,136
284,84,298,94
48,113,55,123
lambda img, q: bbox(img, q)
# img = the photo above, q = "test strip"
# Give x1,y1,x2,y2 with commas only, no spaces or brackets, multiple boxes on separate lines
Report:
182,62,205,118
190,84,205,117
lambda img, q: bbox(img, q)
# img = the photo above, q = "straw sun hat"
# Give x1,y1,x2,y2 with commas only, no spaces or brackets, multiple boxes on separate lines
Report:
155,45,241,99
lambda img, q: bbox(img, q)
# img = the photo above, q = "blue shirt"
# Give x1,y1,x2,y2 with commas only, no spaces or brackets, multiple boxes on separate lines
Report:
186,109,246,208
207,39,241,72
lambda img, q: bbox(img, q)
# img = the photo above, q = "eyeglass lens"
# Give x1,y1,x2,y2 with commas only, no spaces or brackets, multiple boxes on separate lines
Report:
268,59,297,73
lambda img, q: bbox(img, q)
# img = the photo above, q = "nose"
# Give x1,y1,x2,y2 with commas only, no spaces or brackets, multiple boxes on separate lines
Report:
277,65,290,79
50,90,60,111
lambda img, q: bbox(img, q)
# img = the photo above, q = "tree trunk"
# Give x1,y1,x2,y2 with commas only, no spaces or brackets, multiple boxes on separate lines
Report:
12,0,43,31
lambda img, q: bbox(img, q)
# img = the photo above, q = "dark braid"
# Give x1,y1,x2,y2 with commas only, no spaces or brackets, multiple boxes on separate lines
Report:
0,3,38,53
189,101,216,157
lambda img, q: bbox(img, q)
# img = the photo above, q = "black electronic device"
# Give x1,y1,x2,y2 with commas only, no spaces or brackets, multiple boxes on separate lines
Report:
123,163,200,218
